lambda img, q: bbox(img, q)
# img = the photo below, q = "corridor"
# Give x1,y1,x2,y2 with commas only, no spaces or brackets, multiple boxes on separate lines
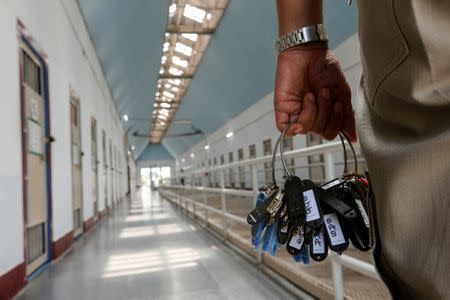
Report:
15,188,295,300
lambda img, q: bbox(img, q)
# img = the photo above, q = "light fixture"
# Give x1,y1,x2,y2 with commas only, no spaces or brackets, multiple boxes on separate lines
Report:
159,68,164,74
171,86,179,92
172,56,188,68
131,145,136,150
204,145,210,150
155,92,160,97
182,158,185,162
164,83,171,88
169,3,177,17
168,79,181,85
161,56,167,64
160,103,171,108
163,91,175,98
190,153,195,158
158,115,168,120
181,33,198,42
122,115,129,122
168,67,183,76
175,42,192,56
183,4,206,23
206,13,212,20
226,131,234,138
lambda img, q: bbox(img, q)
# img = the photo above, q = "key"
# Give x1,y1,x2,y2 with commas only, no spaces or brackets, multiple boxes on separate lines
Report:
317,187,357,220
302,179,323,229
321,177,345,191
266,190,285,226
341,183,371,251
323,206,349,253
284,176,306,228
277,216,290,244
286,226,306,256
310,227,328,262
247,185,279,225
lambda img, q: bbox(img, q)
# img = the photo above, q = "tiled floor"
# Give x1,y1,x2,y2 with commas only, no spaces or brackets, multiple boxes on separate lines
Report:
15,187,296,300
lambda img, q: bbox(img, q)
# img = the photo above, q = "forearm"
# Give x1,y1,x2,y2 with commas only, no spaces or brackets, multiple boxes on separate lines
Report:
276,0,323,36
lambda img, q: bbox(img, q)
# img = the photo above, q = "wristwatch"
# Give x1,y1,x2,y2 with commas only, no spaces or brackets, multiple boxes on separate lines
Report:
273,24,328,56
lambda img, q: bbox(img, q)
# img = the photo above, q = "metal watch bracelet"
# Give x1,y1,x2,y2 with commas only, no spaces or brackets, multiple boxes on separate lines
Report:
273,24,328,56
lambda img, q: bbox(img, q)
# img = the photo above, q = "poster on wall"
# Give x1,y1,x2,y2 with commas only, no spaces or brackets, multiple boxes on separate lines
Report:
27,118,43,156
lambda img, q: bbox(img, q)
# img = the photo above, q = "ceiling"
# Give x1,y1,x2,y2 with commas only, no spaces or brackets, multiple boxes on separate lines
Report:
79,0,357,160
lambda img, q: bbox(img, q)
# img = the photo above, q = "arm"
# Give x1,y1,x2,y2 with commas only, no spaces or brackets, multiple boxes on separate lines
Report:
274,0,357,141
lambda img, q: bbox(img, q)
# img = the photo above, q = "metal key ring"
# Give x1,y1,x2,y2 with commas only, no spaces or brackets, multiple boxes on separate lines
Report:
280,122,295,178
339,132,358,173
271,122,295,185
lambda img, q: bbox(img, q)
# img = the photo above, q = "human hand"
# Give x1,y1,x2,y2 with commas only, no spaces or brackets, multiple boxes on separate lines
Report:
274,44,357,141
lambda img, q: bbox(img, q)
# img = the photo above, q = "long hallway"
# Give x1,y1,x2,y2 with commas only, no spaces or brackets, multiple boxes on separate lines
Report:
15,188,295,300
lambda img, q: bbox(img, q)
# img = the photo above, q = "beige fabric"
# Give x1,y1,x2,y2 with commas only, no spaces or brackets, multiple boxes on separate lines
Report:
356,0,450,298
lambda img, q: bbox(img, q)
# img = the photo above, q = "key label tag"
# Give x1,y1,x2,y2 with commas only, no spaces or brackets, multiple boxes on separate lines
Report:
288,228,305,250
321,179,342,190
355,199,370,228
324,213,346,246
312,231,326,254
304,189,321,222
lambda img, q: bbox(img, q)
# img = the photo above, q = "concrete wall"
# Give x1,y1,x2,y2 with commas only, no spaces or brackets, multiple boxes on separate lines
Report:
175,33,363,186
0,0,130,276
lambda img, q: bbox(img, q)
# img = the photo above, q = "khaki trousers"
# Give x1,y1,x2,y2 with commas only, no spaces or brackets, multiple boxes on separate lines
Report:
356,0,450,298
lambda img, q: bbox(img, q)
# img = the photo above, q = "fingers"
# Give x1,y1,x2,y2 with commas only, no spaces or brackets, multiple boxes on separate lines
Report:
322,102,344,141
274,97,302,137
311,88,332,135
294,93,317,134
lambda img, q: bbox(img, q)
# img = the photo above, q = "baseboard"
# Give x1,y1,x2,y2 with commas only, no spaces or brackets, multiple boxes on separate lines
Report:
0,263,26,300
83,216,95,233
52,231,74,260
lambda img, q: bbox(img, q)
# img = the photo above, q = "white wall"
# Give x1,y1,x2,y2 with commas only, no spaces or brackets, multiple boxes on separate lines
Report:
175,33,363,186
0,0,130,275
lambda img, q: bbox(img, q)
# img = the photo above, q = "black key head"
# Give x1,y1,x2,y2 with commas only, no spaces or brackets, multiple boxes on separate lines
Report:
284,176,306,227
317,187,357,220
310,227,328,262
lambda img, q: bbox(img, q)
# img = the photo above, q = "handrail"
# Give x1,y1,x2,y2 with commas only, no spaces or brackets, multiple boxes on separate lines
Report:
173,141,349,177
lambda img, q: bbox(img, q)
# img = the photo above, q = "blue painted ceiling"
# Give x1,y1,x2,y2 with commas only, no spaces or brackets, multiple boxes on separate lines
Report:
79,0,357,160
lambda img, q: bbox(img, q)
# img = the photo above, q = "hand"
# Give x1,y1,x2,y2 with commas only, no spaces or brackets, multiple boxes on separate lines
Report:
274,43,357,141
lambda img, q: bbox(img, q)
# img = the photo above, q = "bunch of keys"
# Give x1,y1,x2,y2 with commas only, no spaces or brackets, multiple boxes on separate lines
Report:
247,123,374,263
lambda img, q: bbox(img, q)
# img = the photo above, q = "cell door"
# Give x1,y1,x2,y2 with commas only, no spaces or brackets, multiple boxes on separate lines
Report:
109,139,114,205
91,118,99,219
102,131,108,210
70,97,83,237
21,47,49,275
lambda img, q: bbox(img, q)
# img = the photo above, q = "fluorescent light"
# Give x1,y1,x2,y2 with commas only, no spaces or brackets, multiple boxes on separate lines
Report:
164,83,171,88
160,108,170,114
161,56,167,64
169,4,177,17
159,68,164,74
168,67,183,76
155,92,160,97
171,87,179,92
182,158,185,162
183,4,206,23
131,145,136,150
163,42,170,52
175,43,192,56
159,111,169,117
226,131,234,138
172,56,188,68
168,79,181,85
190,153,195,158
160,103,171,108
204,145,210,150
181,33,198,42
157,84,162,88
123,115,129,122
158,115,168,120
153,103,158,107
163,91,175,98
159,121,165,126
206,13,212,20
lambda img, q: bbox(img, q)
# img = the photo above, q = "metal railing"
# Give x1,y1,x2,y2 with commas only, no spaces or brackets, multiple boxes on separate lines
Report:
159,141,381,300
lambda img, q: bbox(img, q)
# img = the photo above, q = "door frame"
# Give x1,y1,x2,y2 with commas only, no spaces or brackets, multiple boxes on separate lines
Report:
18,21,54,278
69,91,83,238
